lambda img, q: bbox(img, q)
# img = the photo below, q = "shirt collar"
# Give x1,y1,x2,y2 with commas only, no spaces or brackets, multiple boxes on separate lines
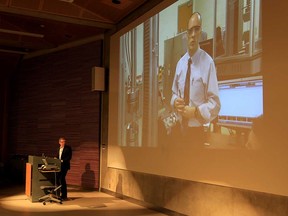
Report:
186,47,200,64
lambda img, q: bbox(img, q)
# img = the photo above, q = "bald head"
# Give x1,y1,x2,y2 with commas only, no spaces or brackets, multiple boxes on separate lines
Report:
188,12,202,28
186,12,202,56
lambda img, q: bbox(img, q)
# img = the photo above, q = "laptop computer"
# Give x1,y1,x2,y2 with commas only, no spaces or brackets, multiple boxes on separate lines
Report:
40,158,60,171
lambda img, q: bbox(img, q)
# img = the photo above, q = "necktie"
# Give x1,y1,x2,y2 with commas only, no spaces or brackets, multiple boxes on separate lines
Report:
182,58,192,131
184,58,192,105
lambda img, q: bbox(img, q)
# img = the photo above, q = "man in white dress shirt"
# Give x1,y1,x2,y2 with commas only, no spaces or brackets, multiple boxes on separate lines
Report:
171,12,221,145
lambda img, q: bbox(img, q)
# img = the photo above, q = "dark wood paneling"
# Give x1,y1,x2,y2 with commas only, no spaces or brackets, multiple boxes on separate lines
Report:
8,41,103,189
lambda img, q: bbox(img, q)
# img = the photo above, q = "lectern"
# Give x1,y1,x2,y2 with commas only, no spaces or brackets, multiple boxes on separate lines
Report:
25,155,61,202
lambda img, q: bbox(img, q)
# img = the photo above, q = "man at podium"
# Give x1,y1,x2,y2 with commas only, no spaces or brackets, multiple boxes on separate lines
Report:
57,137,72,200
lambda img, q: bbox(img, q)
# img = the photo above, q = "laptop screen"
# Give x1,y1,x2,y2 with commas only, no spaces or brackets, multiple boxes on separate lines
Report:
42,158,48,166
218,76,263,128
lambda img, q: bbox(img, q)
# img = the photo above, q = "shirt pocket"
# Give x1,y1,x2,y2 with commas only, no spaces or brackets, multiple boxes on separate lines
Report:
190,76,205,103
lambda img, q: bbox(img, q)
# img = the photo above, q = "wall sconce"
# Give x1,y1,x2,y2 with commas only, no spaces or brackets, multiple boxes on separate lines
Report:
92,67,105,91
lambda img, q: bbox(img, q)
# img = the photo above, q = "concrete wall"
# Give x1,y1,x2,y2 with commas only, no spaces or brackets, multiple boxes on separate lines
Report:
101,147,288,215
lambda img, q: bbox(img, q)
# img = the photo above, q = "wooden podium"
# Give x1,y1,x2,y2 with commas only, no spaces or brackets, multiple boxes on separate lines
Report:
25,155,61,202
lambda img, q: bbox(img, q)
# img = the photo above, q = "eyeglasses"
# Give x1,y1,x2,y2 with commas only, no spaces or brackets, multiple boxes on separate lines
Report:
187,26,201,36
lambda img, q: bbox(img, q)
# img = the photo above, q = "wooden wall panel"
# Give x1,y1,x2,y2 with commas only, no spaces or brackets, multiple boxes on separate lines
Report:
8,41,103,189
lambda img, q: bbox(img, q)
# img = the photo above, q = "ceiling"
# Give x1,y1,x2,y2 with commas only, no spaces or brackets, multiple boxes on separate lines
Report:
0,0,164,77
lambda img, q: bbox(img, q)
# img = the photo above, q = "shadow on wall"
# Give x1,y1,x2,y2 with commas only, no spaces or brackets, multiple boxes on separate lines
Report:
81,163,95,189
116,174,123,199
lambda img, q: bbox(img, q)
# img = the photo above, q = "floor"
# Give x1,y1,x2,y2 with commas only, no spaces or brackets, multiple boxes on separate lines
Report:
0,184,169,216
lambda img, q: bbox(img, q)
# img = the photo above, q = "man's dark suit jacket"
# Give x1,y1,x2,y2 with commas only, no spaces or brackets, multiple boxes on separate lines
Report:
58,145,72,171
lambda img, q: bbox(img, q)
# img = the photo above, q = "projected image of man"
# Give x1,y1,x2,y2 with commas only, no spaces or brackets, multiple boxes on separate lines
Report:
170,12,221,144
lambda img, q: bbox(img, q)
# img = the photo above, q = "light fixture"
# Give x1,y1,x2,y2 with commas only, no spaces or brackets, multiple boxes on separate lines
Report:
112,0,121,4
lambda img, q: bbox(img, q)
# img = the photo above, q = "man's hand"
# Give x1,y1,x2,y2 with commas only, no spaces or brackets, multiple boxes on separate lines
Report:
174,98,185,113
174,98,196,119
182,106,196,119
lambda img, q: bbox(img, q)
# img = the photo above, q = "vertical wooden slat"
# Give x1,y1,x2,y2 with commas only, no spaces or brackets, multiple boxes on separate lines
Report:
25,163,32,197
